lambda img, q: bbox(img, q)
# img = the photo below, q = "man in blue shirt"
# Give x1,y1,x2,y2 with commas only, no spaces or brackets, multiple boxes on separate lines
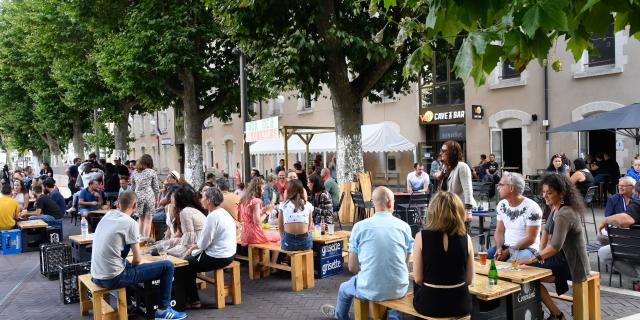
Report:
78,180,102,216
321,187,413,320
605,176,637,217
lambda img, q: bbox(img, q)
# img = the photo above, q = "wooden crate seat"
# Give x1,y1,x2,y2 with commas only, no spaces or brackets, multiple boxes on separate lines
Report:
78,274,127,320
248,242,314,291
196,261,242,309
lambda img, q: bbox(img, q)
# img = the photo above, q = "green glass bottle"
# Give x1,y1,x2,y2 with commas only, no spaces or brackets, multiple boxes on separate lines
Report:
488,259,499,286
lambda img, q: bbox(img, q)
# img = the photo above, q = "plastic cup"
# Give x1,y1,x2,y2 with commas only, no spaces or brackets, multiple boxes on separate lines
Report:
478,252,488,266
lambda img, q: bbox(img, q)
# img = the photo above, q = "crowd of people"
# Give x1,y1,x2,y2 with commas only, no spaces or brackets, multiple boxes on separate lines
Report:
2,143,639,320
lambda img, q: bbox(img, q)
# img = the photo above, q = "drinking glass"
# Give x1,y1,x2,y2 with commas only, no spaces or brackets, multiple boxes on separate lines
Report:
510,250,520,271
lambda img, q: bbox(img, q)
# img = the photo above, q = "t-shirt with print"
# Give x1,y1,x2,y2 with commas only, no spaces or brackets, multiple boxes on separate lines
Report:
483,161,500,175
91,210,140,280
496,197,542,251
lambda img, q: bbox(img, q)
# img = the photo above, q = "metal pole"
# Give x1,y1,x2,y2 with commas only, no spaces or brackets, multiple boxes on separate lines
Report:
94,109,100,158
283,129,289,172
156,112,161,170
239,51,251,183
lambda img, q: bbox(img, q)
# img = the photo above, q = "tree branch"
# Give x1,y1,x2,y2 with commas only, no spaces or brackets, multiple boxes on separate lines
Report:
350,54,398,99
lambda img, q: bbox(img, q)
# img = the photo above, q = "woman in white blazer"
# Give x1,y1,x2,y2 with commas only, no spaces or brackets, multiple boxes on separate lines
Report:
437,141,476,223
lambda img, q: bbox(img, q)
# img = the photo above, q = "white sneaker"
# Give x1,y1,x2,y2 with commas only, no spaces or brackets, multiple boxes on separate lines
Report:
66,207,76,213
320,304,336,319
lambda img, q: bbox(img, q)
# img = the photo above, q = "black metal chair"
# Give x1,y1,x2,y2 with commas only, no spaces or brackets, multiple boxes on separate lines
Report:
396,192,430,227
351,191,374,223
334,192,345,230
583,186,599,241
606,226,640,287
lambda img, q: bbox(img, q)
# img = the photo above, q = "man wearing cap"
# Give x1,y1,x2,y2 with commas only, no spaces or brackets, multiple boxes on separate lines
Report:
113,157,129,179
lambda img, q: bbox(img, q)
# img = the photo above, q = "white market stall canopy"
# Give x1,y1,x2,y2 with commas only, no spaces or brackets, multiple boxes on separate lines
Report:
249,122,416,155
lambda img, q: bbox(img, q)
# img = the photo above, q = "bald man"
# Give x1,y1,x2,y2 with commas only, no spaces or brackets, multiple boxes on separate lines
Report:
321,187,413,320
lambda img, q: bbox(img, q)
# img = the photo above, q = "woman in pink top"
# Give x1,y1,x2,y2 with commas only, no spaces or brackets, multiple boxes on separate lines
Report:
239,177,280,246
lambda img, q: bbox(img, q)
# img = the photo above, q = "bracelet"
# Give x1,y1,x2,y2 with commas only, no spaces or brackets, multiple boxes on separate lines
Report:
535,253,543,262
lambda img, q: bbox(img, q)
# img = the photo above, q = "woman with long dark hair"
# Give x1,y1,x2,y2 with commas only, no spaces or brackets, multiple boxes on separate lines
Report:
437,141,475,222
570,158,594,198
12,179,29,212
308,174,333,224
545,154,569,177
160,186,207,258
518,174,589,320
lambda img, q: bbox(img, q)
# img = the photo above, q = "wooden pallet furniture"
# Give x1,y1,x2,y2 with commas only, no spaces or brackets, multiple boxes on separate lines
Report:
196,261,242,309
78,274,127,320
355,274,518,320
248,242,314,291
549,271,601,320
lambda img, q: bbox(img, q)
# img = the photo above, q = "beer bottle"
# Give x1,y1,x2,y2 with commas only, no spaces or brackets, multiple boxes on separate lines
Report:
488,259,499,285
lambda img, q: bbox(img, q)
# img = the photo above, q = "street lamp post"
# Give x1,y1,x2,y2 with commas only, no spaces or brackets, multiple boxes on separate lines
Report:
235,48,251,184
150,112,161,170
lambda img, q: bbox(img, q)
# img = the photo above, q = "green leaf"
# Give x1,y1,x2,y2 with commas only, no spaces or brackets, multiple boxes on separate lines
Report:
566,35,589,61
521,5,543,38
369,1,379,17
453,39,474,83
383,0,397,10
425,9,437,29
579,0,600,14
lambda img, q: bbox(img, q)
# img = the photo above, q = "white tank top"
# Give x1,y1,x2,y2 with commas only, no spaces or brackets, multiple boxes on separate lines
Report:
281,201,313,224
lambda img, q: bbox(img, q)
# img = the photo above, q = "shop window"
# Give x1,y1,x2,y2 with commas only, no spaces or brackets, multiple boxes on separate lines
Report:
588,21,615,67
501,59,520,80
420,48,464,107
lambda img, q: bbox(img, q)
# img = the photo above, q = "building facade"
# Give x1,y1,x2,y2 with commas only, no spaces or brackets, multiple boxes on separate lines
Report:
463,26,639,175
127,26,639,183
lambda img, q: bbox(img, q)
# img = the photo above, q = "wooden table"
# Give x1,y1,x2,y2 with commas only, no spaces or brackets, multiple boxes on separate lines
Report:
88,209,110,215
475,260,552,319
69,233,95,245
126,254,188,267
474,260,552,284
312,230,351,244
17,220,48,229
470,274,521,300
125,254,189,317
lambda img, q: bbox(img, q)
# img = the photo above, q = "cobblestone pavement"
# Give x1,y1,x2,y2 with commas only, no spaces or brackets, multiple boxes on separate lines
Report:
2,208,640,319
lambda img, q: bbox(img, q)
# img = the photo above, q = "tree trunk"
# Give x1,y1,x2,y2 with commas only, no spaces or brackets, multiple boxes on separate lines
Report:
44,133,62,167
330,92,364,183
114,101,133,160
178,67,204,189
72,112,85,159
32,149,43,170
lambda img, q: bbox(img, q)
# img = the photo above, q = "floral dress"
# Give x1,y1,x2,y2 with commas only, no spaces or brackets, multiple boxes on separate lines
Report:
131,168,160,217
239,197,280,246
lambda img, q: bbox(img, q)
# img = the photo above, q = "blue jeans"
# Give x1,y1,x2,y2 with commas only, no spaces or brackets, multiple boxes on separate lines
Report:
487,246,536,262
92,259,175,309
281,232,312,251
335,276,400,320
28,214,56,222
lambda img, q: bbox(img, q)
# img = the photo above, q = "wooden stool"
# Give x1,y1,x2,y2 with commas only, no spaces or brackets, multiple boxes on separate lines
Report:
573,271,601,320
78,274,127,320
248,242,314,291
354,294,470,320
196,261,242,309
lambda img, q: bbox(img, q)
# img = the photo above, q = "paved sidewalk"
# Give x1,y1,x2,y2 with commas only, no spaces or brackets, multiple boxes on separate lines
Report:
1,208,640,319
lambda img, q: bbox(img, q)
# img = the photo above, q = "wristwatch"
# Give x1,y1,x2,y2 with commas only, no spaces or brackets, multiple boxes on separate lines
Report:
535,253,543,262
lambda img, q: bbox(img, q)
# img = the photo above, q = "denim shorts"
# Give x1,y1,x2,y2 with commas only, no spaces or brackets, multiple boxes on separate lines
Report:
281,232,312,251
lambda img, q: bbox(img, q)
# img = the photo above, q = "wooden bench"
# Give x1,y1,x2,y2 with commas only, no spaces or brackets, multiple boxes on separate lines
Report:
78,274,127,320
362,273,520,320
248,242,314,291
196,261,242,309
550,271,601,320
354,292,471,320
